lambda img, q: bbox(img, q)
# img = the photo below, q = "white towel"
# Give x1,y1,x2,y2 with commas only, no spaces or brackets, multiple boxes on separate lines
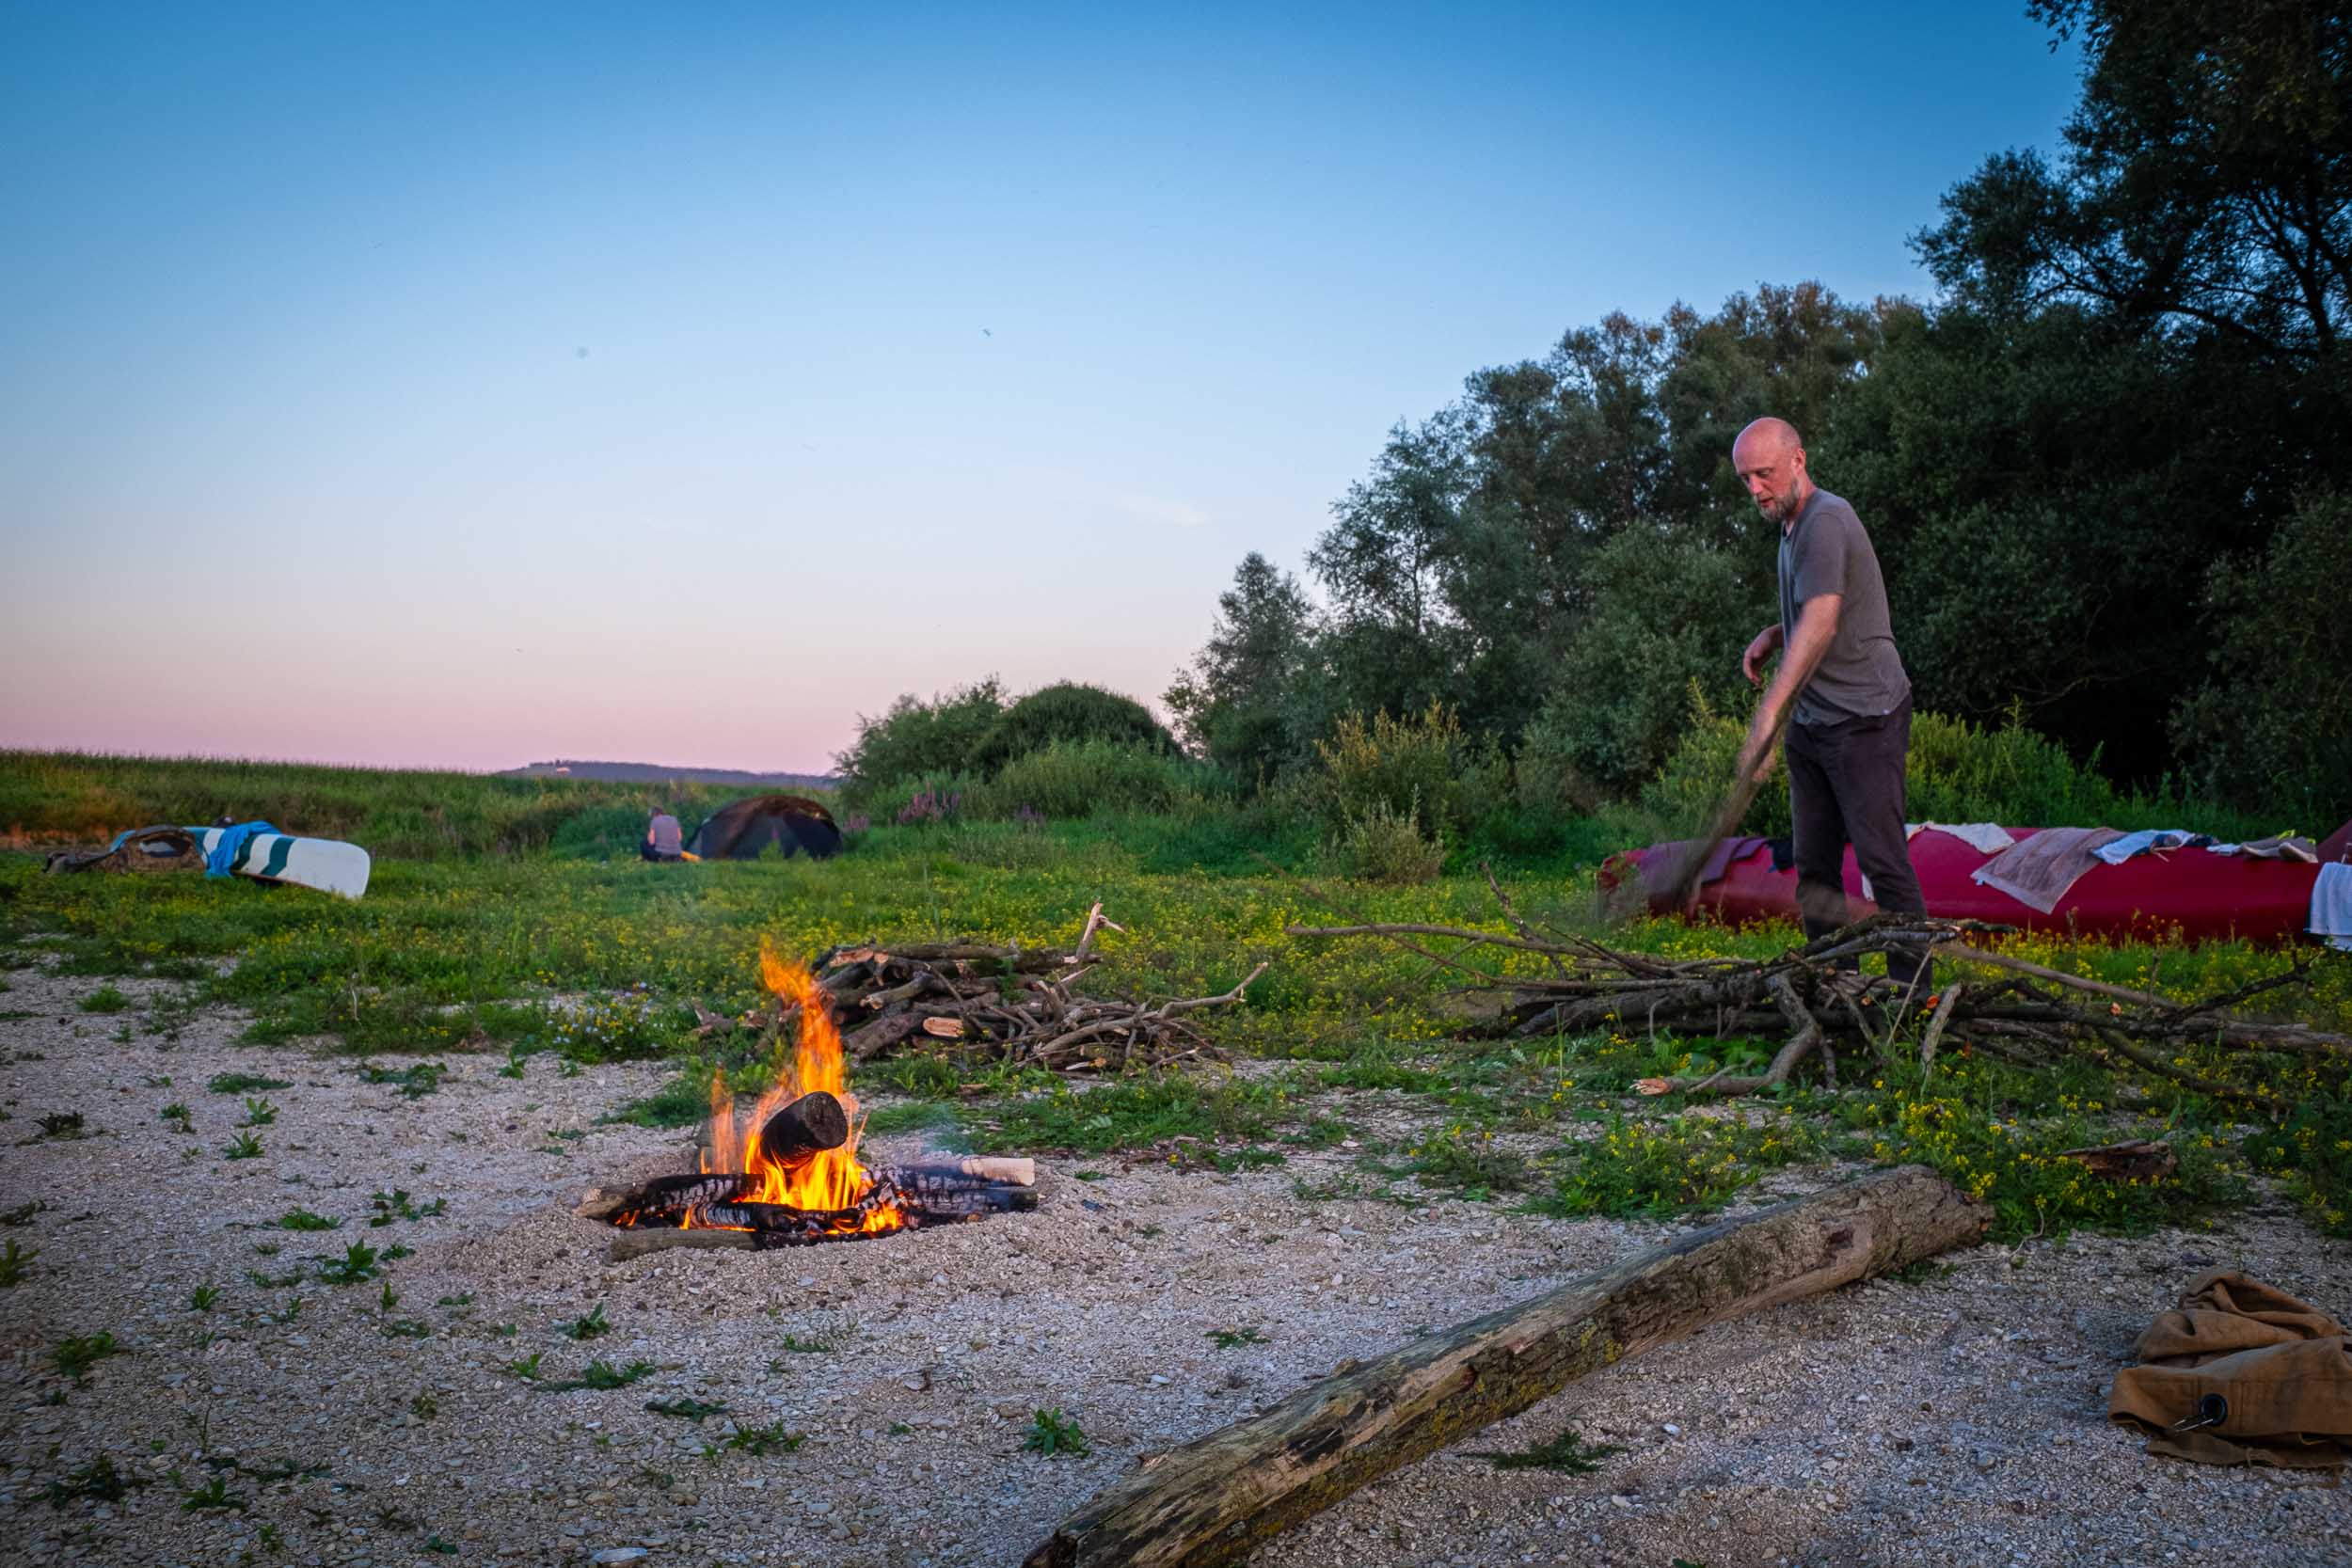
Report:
2311,863,2352,953
2094,829,2208,865
1907,821,2018,855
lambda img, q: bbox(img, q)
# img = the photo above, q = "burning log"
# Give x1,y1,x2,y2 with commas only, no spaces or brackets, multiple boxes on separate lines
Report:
1025,1166,1988,1568
596,1160,1043,1259
606,942,1053,1262
755,1090,849,1166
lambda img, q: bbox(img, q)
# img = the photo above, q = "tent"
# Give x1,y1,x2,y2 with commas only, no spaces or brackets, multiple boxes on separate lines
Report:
686,794,843,862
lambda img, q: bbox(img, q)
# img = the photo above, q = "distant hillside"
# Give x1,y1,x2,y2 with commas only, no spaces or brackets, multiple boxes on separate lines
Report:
503,760,835,791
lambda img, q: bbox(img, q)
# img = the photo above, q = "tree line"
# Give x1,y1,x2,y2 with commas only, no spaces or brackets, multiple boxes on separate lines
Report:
1166,0,2351,829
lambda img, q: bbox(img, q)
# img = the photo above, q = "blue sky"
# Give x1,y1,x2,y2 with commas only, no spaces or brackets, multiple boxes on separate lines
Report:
0,2,2082,771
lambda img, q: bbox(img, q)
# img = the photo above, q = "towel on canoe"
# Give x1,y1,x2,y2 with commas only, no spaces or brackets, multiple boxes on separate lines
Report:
2312,863,2352,954
2094,829,2213,865
1970,827,2124,914
204,821,281,879
1908,822,2017,855
2109,1272,2352,1468
2209,833,2319,863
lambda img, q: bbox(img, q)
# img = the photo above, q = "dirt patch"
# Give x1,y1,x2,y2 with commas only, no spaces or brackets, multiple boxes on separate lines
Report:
1,960,2347,1566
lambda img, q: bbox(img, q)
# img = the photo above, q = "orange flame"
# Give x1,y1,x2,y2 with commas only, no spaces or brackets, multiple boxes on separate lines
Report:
692,942,904,1235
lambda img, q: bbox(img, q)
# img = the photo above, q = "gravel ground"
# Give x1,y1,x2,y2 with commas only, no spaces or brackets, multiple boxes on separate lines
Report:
2,959,2348,1568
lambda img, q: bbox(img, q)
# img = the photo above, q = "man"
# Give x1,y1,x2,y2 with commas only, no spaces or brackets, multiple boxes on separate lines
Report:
1730,417,1925,983
642,807,684,863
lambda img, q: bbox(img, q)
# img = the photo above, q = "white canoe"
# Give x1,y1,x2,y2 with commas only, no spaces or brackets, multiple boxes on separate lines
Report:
191,827,372,900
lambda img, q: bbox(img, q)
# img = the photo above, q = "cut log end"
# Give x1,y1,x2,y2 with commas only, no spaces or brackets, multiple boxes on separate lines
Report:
755,1090,850,1164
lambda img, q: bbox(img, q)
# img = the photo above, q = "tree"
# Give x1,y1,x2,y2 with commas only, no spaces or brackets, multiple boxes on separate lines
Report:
968,683,1178,775
2169,487,2352,824
1656,283,1892,560
1820,298,2296,784
1307,409,1473,728
1518,531,1761,799
834,677,1005,800
1165,553,1319,782
1301,289,1884,752
1920,1,2352,366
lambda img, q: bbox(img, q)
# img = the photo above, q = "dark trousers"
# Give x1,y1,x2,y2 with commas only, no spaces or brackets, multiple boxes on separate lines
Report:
1786,696,1926,985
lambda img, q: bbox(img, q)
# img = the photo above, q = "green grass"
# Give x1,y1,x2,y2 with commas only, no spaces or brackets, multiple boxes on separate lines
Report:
4,751,2346,1251
206,1071,292,1095
0,748,787,859
1022,1407,1090,1457
53,1331,122,1382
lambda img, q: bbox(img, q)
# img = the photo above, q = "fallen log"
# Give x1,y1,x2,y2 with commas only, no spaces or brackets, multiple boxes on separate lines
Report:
1024,1165,1987,1568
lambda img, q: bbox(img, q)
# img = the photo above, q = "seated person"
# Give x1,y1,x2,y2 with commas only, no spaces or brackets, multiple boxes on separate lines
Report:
642,808,684,863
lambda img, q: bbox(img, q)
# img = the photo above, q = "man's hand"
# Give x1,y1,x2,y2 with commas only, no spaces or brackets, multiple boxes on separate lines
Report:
1741,625,1783,689
1735,736,1777,786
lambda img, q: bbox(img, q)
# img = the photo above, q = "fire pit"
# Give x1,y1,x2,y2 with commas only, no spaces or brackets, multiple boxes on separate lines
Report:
583,945,1039,1260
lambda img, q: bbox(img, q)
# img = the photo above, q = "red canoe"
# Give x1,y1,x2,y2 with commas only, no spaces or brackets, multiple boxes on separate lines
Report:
1603,818,2352,946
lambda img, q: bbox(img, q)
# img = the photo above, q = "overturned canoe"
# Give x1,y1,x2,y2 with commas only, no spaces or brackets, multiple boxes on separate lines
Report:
190,825,371,900
1602,818,2352,946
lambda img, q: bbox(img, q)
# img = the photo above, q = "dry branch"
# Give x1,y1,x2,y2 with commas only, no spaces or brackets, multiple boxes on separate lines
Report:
774,907,1258,1074
1025,1166,1988,1568
1287,905,2349,1108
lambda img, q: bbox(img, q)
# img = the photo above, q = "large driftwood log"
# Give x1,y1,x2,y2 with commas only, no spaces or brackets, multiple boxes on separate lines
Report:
1025,1165,1987,1568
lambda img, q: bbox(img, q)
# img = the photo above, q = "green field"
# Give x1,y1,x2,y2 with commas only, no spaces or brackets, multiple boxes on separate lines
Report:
4,750,2348,1244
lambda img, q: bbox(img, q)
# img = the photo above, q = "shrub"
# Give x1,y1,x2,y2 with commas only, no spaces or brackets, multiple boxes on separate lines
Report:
834,679,1006,801
1903,705,2122,829
855,773,974,828
1632,686,1790,839
969,683,1179,775
1309,704,1462,834
1334,796,1445,884
895,787,963,828
968,741,1200,820
1628,686,2247,844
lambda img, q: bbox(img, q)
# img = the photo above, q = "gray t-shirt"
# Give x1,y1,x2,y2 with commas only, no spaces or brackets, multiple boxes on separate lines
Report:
647,814,683,855
1777,488,1909,725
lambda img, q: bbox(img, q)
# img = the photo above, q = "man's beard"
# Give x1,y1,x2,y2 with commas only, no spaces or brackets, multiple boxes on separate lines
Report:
1769,484,1806,524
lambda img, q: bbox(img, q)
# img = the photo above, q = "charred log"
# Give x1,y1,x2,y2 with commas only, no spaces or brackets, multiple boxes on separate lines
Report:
755,1091,849,1164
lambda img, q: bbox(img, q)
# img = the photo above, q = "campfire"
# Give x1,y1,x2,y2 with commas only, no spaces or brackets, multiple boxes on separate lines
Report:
585,943,1038,1259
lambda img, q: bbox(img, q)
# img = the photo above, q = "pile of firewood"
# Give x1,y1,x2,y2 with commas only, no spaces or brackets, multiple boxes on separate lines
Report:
1288,901,2349,1107
698,904,1263,1073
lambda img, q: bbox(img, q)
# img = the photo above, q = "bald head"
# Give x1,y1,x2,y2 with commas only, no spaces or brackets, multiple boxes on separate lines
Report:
1733,417,1812,528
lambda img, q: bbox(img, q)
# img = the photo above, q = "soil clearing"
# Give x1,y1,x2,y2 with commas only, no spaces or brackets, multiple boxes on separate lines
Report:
2,961,2347,1567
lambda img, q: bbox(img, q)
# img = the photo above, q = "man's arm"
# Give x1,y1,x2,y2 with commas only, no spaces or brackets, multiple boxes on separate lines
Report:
1742,624,1784,687
1737,594,1842,780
